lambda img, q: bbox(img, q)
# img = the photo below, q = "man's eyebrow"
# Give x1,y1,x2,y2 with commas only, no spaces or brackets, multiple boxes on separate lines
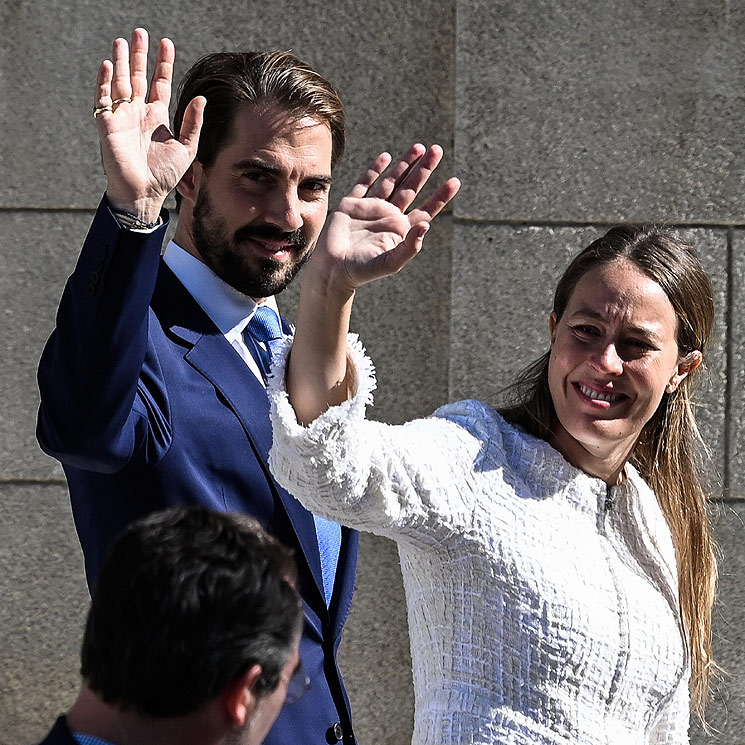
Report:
568,308,609,323
568,307,664,341
232,158,333,185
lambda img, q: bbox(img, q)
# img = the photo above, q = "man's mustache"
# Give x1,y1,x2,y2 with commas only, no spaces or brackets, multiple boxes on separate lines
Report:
234,224,308,249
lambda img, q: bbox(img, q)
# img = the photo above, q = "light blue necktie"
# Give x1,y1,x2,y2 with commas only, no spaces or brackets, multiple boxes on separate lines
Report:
315,514,342,605
244,305,284,382
244,305,341,605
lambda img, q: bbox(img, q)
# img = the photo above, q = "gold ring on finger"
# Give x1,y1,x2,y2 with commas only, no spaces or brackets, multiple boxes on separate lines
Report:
111,97,132,108
93,105,113,119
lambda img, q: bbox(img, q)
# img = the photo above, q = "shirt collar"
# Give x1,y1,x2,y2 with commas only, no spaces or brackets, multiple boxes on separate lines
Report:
162,240,280,335
72,733,115,745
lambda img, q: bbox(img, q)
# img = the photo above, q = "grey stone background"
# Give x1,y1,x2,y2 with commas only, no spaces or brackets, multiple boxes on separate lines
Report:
1,0,743,742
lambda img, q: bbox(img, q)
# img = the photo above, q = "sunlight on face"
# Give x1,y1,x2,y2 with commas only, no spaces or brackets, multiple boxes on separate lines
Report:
547,260,688,479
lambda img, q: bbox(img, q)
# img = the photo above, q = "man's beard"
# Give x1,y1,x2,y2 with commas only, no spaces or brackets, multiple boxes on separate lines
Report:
191,185,312,299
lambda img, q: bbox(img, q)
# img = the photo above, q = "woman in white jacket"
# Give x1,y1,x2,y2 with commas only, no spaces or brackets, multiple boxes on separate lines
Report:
267,144,716,744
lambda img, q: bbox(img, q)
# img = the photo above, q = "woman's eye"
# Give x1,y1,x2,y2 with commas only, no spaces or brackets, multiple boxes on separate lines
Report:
625,338,653,351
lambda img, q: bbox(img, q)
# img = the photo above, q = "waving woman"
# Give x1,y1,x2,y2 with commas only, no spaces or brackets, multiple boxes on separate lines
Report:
268,146,715,744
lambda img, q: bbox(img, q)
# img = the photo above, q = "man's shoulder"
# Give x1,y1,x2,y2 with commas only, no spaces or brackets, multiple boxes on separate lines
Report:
36,716,77,745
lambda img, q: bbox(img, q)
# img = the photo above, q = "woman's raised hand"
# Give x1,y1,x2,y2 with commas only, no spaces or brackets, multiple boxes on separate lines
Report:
313,144,460,294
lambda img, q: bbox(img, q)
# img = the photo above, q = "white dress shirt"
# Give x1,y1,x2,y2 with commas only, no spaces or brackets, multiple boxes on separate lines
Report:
162,240,282,385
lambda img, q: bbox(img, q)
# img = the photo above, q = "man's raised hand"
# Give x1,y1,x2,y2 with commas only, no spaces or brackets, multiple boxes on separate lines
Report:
94,28,205,223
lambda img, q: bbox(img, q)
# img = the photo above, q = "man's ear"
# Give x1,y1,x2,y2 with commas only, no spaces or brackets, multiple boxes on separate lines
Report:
175,161,203,206
549,312,558,344
222,663,263,726
666,350,703,394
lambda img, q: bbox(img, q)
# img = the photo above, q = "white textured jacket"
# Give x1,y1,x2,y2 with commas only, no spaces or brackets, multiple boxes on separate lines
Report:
268,336,689,745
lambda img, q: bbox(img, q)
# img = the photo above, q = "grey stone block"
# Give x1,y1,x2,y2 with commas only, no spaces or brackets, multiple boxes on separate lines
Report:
1,0,456,210
456,0,745,223
450,223,597,398
449,223,727,494
690,500,745,743
0,483,88,745
730,231,745,489
1,210,97,480
9,207,452,446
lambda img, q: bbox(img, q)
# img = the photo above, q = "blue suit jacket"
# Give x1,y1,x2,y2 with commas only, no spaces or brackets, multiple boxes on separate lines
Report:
36,717,77,745
37,199,359,745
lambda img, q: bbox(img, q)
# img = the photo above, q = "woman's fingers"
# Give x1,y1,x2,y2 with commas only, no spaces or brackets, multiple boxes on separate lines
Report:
410,176,461,221
347,152,394,199
349,144,456,219
365,143,425,201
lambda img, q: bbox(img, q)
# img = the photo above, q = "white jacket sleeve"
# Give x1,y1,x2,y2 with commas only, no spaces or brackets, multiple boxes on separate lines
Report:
268,334,498,549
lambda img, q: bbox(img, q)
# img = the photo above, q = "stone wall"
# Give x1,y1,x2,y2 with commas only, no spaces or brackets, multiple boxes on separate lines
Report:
1,1,742,742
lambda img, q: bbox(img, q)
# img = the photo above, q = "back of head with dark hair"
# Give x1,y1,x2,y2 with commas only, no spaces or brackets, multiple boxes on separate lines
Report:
80,507,302,717
172,50,345,208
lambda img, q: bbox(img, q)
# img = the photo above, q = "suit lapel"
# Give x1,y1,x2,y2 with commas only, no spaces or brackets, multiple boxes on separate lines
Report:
152,263,328,609
330,528,359,637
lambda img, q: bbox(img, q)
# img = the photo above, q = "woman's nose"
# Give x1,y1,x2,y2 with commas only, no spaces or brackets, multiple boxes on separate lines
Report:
591,342,623,374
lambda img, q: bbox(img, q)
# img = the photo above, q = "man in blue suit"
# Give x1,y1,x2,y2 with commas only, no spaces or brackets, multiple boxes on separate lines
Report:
37,27,457,745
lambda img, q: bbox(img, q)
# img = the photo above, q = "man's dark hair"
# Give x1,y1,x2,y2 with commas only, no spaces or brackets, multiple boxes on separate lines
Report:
80,507,302,717
172,50,346,207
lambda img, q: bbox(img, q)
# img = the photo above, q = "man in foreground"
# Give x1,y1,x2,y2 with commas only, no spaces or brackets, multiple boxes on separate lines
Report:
37,506,304,745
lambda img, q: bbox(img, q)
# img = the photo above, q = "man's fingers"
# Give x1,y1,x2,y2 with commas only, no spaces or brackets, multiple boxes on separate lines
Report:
148,37,175,107
94,59,113,107
129,28,150,101
347,152,393,198
110,37,133,102
178,96,206,157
